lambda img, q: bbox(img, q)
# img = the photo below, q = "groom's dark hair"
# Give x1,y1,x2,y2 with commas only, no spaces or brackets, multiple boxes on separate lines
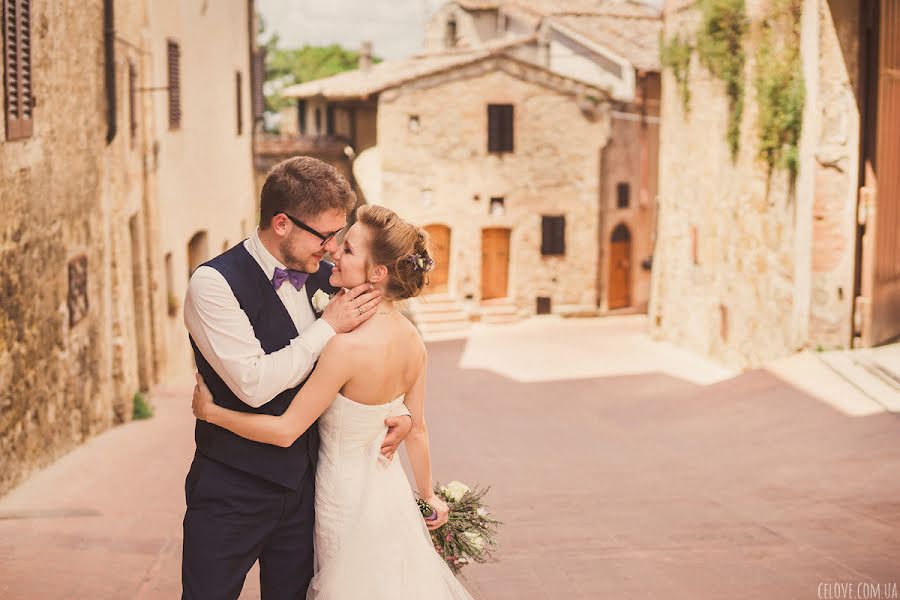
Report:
259,156,357,229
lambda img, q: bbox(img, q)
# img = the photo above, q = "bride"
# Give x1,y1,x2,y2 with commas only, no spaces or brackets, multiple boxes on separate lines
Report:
192,205,475,599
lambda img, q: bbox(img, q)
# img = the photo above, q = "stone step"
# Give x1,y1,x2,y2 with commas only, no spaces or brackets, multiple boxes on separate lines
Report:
817,351,900,413
408,295,472,341
413,311,469,325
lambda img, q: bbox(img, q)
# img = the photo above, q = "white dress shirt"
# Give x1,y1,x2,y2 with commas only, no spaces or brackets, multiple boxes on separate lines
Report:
184,230,335,408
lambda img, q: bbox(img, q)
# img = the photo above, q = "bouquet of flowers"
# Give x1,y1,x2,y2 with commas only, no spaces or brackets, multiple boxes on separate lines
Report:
417,480,501,574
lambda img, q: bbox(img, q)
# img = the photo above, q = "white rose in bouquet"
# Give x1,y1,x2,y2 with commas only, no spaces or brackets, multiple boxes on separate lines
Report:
463,532,485,552
441,480,471,502
311,289,332,313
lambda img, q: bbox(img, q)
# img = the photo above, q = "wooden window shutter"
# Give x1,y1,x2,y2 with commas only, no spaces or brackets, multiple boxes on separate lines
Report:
235,70,243,135
167,40,181,129
3,0,34,140
487,104,513,153
252,48,265,121
128,60,137,145
541,215,565,256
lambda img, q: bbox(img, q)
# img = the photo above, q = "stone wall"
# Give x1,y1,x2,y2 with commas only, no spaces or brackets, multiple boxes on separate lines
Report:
377,58,610,315
649,0,861,369
0,1,155,495
597,75,660,313
1,0,258,496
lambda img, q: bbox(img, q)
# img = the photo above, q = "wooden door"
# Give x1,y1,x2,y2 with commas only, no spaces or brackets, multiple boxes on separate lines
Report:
857,1,900,345
481,228,510,300
608,223,631,309
424,225,450,294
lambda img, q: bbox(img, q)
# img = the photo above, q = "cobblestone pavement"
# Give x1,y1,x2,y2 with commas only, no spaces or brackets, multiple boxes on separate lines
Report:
1,316,898,599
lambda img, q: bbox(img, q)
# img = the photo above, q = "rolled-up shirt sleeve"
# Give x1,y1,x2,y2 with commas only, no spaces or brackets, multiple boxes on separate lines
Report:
184,266,335,408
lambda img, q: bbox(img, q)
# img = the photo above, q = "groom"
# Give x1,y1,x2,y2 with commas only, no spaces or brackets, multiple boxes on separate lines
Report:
182,156,413,599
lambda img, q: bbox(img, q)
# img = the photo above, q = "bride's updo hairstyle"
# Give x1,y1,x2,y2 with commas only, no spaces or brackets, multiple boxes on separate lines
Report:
355,205,433,301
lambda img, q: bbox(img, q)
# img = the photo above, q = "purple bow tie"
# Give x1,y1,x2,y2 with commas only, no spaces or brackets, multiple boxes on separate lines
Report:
272,267,309,291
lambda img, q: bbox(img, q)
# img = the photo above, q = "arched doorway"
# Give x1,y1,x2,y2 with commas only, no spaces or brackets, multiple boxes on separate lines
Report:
187,231,209,279
424,224,450,294
482,228,511,300
608,223,631,309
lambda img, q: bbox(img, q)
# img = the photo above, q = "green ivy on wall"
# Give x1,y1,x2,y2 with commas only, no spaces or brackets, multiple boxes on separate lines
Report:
660,33,694,113
755,0,805,180
696,0,748,161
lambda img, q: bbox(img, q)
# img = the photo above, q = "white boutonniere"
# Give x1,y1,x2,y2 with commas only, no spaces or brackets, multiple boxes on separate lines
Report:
311,289,332,314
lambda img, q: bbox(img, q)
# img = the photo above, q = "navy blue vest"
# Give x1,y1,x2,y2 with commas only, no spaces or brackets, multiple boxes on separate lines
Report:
189,242,339,489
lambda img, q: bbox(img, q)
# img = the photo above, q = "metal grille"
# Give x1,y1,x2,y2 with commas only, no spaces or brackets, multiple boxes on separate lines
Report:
3,0,33,140
67,256,89,327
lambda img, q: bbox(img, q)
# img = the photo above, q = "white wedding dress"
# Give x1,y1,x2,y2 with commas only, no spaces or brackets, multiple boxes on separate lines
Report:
306,393,475,599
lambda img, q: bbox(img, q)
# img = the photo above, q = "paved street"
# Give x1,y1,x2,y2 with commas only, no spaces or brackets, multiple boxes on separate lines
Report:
1,315,898,599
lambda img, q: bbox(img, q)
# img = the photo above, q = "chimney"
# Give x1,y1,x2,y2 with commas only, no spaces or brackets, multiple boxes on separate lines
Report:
359,41,373,71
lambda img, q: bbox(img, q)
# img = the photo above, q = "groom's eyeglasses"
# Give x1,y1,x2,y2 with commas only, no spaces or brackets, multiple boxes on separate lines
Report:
281,212,344,247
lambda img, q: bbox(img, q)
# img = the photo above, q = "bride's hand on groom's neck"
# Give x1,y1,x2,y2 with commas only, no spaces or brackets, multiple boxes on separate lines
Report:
322,283,382,333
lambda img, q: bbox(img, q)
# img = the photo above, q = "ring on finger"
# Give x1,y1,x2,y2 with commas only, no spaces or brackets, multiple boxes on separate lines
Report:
357,306,363,316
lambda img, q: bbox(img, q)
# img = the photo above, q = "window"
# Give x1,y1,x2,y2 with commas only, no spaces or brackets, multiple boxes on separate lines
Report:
616,182,630,209
167,40,181,129
128,61,138,145
252,49,266,122
489,197,505,216
235,71,243,135
67,255,89,327
297,100,307,134
487,104,513,153
541,215,565,256
165,253,177,317
326,104,335,136
408,115,420,132
690,225,699,265
445,16,458,48
3,0,34,140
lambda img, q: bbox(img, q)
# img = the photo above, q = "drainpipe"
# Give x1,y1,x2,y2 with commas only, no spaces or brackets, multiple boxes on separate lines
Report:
104,0,117,144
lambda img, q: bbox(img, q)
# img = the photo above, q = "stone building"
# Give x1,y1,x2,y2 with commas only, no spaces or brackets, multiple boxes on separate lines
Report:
284,41,612,331
148,1,260,375
650,0,900,368
282,0,662,331
0,0,259,496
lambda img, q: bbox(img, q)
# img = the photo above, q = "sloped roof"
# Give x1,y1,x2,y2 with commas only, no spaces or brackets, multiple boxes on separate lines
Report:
550,12,662,71
456,0,501,9
283,37,542,101
506,0,659,18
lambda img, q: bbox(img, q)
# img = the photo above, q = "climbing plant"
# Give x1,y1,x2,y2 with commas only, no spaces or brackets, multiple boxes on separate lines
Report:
755,0,805,180
660,33,694,113
695,0,748,160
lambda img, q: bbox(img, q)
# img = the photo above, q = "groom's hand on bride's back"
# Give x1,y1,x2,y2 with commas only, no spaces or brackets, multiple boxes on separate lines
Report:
322,283,382,333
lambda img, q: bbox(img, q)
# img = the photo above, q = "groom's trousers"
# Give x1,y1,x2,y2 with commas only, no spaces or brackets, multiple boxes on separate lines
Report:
182,451,316,600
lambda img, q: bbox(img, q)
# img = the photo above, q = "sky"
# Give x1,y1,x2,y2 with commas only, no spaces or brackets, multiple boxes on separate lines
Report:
257,0,665,61
257,0,447,60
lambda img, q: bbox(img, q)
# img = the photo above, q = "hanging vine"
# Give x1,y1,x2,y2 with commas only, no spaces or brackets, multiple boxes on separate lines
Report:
660,33,694,113
695,0,748,161
755,0,805,180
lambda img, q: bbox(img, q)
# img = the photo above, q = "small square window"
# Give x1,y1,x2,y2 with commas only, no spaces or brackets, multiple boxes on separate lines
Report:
490,197,505,216
616,182,630,209
408,115,420,132
536,296,552,315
